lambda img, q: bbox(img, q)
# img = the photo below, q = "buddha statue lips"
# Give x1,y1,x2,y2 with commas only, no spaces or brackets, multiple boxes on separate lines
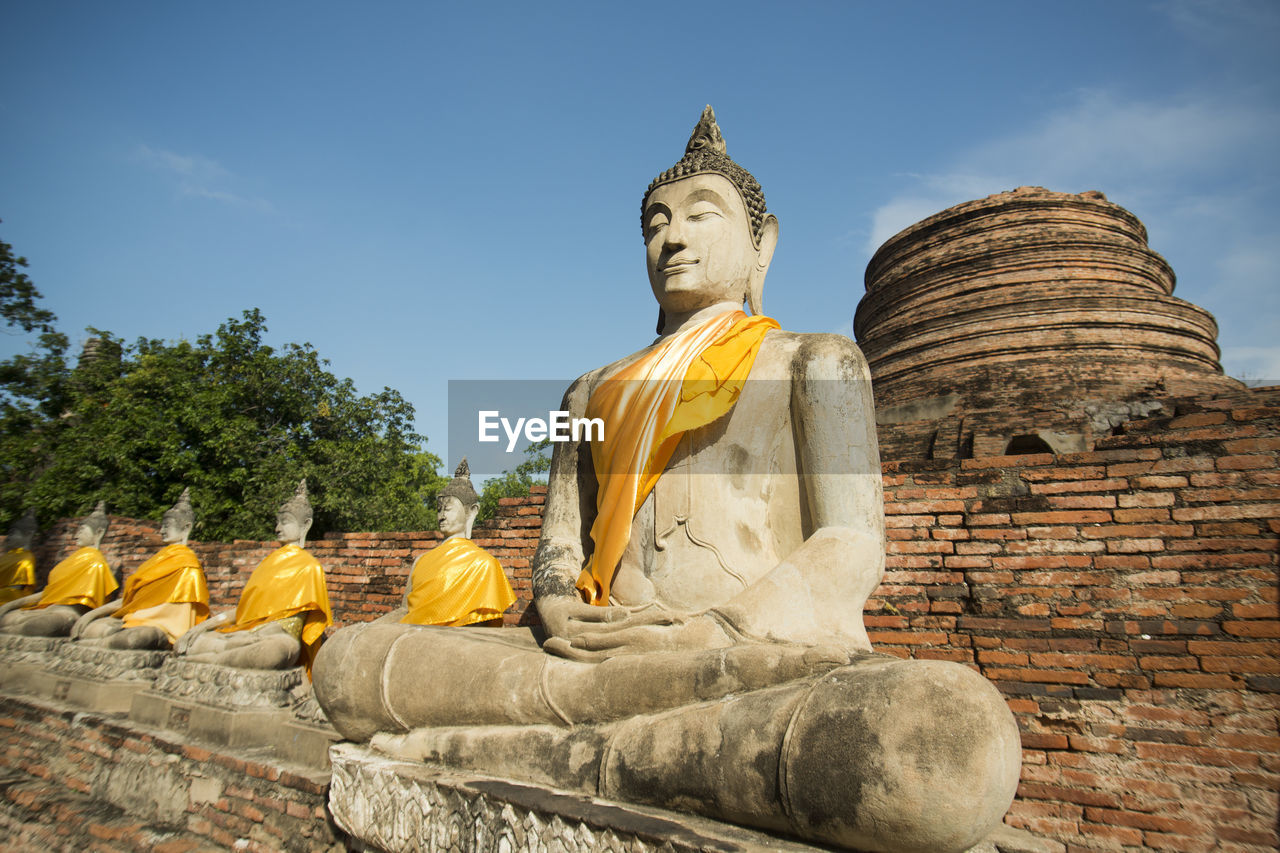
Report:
313,106,1022,853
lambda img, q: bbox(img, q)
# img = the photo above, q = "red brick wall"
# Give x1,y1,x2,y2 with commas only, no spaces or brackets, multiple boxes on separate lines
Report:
871,392,1279,852
29,391,1279,852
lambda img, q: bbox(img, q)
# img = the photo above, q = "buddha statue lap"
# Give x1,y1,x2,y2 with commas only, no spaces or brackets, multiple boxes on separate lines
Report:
0,502,117,637
0,510,38,607
379,460,516,628
175,480,332,673
72,489,209,650
314,108,1021,853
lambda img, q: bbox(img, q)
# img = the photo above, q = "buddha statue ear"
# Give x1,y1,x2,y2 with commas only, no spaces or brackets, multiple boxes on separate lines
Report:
655,308,666,335
746,214,779,316
463,502,480,539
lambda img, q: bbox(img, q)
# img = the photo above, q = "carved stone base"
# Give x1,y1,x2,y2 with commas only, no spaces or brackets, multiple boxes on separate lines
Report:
129,658,311,754
36,645,170,713
328,743,836,853
0,635,68,695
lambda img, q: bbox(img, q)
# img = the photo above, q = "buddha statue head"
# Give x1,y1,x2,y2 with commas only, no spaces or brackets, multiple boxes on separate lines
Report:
4,509,37,551
275,480,314,548
77,501,109,549
160,488,195,546
642,105,779,331
437,459,480,540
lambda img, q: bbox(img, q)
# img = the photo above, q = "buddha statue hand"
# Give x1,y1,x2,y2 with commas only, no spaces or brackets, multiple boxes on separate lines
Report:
539,596,733,662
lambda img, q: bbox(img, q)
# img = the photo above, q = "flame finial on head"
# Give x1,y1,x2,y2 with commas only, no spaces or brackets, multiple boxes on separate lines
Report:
280,479,313,523
440,458,479,508
642,105,768,246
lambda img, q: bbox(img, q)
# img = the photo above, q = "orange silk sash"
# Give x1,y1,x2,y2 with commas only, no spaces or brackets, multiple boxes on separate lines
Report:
0,548,36,605
575,310,779,604
220,544,332,672
401,537,516,626
29,547,118,609
117,543,210,640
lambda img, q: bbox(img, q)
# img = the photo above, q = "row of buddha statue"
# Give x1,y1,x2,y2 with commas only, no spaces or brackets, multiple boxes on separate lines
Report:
0,463,516,672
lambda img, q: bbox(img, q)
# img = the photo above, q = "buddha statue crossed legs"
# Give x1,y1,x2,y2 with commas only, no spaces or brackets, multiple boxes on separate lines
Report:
0,502,116,637
315,108,1020,853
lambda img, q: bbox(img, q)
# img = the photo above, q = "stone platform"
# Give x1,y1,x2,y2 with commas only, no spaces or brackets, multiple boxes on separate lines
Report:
129,658,338,768
0,633,68,694
328,744,1056,853
39,643,169,712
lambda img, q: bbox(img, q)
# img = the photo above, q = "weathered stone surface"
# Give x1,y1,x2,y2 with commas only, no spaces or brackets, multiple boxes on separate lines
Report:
855,186,1246,460
44,642,168,682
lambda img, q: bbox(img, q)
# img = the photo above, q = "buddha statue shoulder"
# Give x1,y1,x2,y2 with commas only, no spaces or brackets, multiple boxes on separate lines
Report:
0,502,117,637
72,488,209,650
175,480,332,673
314,108,1022,853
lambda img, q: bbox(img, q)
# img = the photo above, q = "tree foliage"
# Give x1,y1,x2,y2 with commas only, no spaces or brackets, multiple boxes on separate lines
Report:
0,301,447,540
477,438,551,521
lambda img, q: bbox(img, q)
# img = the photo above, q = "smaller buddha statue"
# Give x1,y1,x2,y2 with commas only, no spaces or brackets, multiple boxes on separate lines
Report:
0,502,117,637
0,510,38,606
389,460,516,628
72,489,209,649
175,480,332,673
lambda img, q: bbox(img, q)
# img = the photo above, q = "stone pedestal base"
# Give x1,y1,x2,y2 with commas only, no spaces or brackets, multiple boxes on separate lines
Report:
127,658,336,767
328,743,833,853
38,645,169,713
0,634,67,695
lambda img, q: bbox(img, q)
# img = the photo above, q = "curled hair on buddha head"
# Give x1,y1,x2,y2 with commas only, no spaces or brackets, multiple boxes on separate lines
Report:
163,487,195,530
280,479,313,524
641,105,769,250
84,501,110,537
439,459,479,509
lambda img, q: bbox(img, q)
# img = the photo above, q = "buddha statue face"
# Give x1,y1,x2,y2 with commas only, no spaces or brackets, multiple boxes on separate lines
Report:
275,511,310,546
437,496,477,539
643,172,778,326
74,523,98,548
159,514,192,545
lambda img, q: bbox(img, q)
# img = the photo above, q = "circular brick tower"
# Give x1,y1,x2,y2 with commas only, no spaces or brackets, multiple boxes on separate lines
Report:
855,187,1244,460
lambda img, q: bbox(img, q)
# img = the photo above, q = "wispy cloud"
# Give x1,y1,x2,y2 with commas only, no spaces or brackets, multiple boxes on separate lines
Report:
865,90,1280,253
136,144,275,214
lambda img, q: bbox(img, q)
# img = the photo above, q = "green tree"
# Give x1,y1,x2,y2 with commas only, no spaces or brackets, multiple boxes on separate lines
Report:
0,306,447,540
477,438,551,521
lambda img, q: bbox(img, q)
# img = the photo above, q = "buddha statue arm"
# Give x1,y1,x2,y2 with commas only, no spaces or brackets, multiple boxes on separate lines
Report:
70,598,124,639
175,608,234,654
551,334,884,660
0,592,41,620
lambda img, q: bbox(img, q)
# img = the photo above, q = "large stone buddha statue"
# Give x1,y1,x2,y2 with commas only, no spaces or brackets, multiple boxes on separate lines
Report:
386,460,516,628
72,489,210,650
0,510,38,606
315,108,1021,853
175,480,332,673
0,502,117,636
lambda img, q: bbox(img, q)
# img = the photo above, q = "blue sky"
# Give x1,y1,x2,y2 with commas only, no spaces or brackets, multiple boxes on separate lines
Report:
2,1,1277,480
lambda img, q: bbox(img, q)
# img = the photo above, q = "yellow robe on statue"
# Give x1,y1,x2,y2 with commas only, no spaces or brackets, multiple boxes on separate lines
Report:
116,543,210,642
0,548,36,605
28,546,118,610
576,309,779,604
220,543,332,672
401,537,516,627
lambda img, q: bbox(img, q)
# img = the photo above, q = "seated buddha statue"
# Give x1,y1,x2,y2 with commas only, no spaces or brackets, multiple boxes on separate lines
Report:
382,460,515,628
175,480,331,673
72,488,209,650
0,502,117,637
314,108,1021,852
0,510,38,606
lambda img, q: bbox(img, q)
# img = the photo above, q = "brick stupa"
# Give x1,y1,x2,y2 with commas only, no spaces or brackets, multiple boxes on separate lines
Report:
855,186,1245,460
